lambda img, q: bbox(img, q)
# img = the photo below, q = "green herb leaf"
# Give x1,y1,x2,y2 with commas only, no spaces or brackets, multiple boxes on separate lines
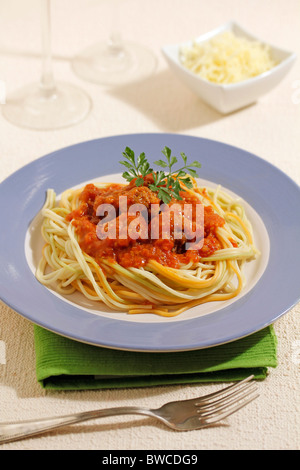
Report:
154,159,168,168
119,146,201,203
190,161,202,168
181,152,187,164
186,168,199,178
135,177,144,187
122,171,134,182
162,146,172,162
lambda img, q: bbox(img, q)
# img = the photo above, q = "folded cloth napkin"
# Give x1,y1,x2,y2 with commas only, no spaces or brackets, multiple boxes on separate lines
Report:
34,325,277,390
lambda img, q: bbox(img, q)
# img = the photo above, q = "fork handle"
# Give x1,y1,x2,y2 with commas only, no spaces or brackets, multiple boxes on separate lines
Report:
0,406,155,444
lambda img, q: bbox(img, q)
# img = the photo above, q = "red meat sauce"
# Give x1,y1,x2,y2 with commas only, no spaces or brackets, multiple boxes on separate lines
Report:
66,178,225,269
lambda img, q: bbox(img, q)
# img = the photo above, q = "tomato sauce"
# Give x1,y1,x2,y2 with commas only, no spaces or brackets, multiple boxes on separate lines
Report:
66,181,225,269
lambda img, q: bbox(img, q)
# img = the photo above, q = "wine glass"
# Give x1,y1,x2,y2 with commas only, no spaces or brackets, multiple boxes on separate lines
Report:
71,0,157,86
2,0,91,130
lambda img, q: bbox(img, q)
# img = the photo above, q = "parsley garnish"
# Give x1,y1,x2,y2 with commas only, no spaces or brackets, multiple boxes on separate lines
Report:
120,146,201,204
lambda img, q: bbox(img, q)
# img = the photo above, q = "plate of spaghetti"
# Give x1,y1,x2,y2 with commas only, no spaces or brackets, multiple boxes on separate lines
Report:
1,133,299,351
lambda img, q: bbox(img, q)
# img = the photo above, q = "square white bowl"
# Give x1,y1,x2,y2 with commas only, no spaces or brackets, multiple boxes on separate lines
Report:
162,21,297,114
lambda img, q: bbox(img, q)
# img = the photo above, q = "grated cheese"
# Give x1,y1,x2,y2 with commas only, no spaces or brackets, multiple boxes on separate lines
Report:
179,31,277,84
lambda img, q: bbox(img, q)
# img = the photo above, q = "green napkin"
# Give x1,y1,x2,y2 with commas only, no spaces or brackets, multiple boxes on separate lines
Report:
34,325,277,390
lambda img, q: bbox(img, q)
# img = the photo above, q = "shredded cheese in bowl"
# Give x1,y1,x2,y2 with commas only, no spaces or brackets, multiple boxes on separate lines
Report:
179,31,277,84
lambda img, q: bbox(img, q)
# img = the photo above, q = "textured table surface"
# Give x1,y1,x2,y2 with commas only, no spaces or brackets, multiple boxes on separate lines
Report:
0,0,299,450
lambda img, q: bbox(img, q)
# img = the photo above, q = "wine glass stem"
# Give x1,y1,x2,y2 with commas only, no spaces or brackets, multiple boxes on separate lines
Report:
108,0,123,54
40,0,56,96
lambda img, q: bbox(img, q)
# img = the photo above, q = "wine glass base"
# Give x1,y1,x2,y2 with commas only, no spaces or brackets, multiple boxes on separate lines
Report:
72,42,157,86
2,82,91,130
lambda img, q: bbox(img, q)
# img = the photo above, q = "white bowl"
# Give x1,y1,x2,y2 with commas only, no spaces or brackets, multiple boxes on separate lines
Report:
162,21,297,114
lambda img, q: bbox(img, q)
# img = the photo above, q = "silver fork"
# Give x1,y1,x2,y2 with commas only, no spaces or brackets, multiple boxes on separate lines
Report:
0,375,258,444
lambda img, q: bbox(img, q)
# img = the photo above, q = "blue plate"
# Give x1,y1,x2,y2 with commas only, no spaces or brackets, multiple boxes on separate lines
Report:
1,133,300,351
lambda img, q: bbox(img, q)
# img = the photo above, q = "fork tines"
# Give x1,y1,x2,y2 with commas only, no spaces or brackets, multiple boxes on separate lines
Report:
195,375,259,425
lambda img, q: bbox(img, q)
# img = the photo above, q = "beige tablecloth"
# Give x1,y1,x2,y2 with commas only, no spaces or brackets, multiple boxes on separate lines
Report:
0,0,299,450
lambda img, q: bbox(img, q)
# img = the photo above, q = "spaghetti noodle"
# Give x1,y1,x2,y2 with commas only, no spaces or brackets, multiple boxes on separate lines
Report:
36,177,259,317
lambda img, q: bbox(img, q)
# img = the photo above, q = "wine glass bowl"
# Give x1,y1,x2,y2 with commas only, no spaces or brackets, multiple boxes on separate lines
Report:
2,0,91,130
